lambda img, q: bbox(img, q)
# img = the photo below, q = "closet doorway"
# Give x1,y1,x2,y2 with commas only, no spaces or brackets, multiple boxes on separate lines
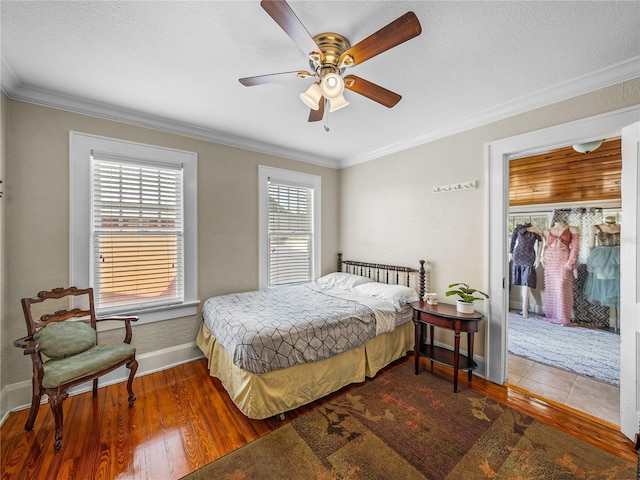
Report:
486,106,640,442
505,140,621,425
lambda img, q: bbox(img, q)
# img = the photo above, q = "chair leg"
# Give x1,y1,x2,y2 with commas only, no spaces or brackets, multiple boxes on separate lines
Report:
126,358,138,407
49,390,68,452
92,378,98,398
24,376,41,431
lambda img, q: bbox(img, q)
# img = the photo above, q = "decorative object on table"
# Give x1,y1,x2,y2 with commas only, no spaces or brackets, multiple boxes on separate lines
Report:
445,282,489,313
424,292,438,305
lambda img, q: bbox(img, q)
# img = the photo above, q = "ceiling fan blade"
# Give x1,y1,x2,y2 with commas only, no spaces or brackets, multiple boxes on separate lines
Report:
339,12,421,67
260,0,324,61
239,71,312,86
308,97,325,122
344,75,401,108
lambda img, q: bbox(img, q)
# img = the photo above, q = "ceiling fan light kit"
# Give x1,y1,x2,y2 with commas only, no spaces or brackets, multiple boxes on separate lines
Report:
239,0,422,125
320,73,349,112
320,73,344,99
327,93,349,113
300,83,322,110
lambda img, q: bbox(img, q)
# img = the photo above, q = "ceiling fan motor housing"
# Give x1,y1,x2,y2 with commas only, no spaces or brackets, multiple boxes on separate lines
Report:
310,32,351,76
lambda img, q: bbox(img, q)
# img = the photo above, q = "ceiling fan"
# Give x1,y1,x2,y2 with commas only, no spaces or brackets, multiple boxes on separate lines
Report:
239,0,422,122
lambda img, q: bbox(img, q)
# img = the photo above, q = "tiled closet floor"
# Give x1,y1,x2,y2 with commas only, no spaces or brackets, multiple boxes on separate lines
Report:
507,353,620,426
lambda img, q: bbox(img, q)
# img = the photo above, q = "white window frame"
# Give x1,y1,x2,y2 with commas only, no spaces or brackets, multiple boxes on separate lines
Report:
258,166,321,289
70,132,198,325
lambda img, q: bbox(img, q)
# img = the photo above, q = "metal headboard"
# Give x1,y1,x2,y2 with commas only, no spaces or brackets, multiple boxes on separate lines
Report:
337,253,426,299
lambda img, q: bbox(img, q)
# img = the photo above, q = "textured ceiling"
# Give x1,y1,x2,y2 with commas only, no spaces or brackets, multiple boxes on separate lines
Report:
2,1,640,168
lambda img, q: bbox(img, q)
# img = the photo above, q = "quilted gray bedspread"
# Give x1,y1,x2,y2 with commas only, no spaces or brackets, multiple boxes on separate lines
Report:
201,284,380,374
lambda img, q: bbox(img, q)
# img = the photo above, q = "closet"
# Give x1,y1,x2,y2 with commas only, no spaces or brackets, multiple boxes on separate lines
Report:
508,138,621,328
505,138,622,424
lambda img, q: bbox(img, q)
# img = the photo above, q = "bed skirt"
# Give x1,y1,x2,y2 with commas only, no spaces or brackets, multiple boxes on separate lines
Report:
196,320,414,419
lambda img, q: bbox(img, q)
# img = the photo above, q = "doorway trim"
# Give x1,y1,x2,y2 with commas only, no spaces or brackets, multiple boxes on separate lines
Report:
485,105,640,388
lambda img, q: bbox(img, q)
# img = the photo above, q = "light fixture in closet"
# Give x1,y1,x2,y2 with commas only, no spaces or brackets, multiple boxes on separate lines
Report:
572,140,604,154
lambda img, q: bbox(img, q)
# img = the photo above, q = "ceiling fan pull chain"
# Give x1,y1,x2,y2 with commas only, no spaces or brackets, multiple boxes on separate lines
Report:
324,101,330,132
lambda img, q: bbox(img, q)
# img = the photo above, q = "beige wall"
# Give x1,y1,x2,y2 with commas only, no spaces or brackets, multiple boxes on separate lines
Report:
1,93,7,392
3,78,639,388
340,78,640,358
2,99,340,386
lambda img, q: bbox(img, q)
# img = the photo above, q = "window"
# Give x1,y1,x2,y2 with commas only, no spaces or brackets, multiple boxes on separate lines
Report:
91,154,183,311
70,132,198,324
259,166,321,289
268,181,313,286
507,212,550,246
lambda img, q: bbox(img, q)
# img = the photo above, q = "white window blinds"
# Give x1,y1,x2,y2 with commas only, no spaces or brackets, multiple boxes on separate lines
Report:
91,152,184,312
268,180,313,286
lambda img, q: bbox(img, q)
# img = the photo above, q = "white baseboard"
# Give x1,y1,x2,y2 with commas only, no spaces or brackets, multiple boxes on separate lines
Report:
0,342,204,427
0,340,487,427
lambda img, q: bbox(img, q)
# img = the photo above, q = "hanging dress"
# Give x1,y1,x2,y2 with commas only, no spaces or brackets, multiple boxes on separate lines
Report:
584,226,620,307
543,227,579,325
510,223,541,288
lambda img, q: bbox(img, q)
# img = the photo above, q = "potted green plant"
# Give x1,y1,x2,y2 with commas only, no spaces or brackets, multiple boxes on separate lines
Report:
445,283,489,313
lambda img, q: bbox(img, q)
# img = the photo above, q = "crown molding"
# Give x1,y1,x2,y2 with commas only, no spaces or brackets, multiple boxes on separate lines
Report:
0,56,20,96
339,56,640,168
3,55,639,170
0,56,339,169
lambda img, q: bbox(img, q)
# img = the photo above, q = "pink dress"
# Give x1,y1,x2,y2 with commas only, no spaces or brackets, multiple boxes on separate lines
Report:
543,227,579,324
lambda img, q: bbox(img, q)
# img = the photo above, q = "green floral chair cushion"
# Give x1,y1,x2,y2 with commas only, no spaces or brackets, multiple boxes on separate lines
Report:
33,321,97,359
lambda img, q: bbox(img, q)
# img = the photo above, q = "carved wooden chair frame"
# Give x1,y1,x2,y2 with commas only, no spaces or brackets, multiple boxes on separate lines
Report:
15,286,138,451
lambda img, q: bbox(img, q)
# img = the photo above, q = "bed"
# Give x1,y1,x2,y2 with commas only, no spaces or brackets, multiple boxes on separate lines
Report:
196,254,426,419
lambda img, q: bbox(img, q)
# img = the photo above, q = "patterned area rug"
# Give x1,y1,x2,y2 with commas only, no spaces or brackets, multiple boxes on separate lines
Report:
182,365,634,480
508,312,619,385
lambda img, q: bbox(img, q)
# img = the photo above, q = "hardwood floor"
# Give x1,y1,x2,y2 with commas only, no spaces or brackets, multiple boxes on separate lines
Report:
1,356,636,479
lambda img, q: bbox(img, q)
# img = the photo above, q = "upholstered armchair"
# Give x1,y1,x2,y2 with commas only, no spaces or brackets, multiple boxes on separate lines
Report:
15,286,138,451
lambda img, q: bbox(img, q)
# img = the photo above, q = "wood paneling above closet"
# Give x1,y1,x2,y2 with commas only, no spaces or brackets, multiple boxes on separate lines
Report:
509,139,621,206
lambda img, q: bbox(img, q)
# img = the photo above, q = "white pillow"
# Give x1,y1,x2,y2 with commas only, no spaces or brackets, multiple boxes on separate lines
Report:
352,282,419,310
316,272,374,290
